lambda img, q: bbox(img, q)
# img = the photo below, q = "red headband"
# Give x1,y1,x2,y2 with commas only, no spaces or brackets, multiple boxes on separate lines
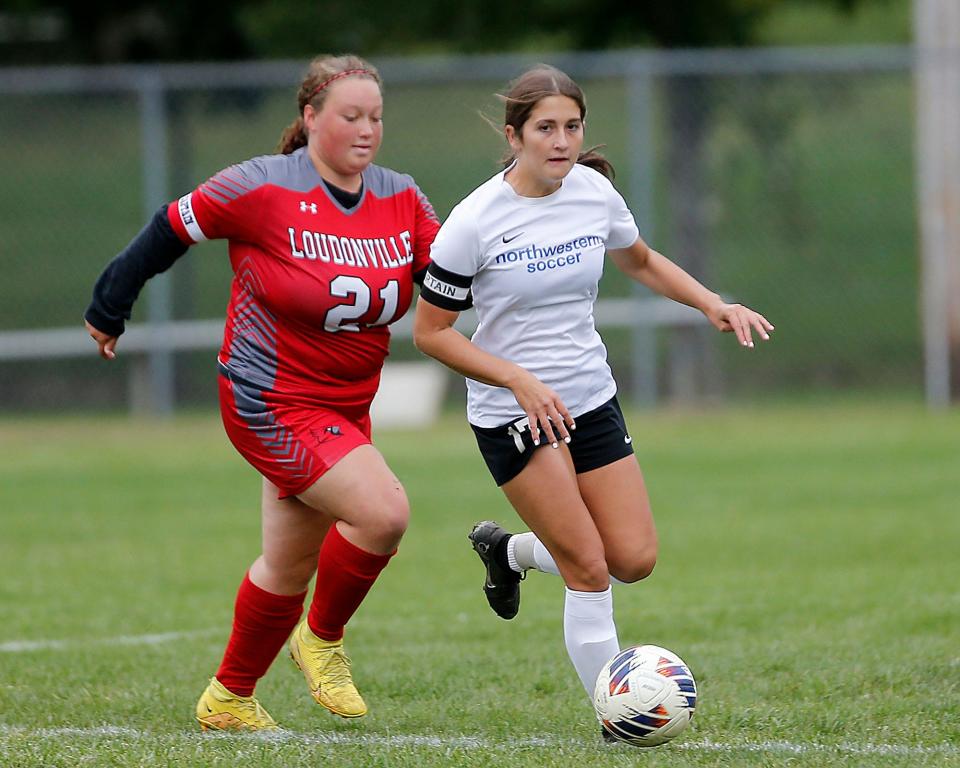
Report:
309,69,374,100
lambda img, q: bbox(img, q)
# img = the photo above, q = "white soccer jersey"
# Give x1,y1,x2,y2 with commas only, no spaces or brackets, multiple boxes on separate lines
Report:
423,163,640,427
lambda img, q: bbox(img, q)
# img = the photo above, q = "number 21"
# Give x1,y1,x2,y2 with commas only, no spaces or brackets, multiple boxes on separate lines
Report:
324,275,399,333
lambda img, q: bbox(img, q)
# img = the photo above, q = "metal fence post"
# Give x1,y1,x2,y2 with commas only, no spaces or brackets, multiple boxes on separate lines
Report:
914,1,959,407
627,59,658,406
137,71,175,416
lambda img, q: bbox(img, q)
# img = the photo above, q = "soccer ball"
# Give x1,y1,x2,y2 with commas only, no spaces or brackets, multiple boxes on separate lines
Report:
593,644,697,747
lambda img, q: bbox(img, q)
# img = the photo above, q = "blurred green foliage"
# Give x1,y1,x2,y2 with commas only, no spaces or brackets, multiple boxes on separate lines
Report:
2,0,898,65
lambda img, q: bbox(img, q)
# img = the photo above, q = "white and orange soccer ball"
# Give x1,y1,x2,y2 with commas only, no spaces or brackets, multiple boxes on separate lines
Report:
593,644,698,747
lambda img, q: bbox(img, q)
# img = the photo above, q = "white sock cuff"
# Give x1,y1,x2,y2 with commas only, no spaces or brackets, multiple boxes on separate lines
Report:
565,585,613,600
563,586,614,619
507,532,536,573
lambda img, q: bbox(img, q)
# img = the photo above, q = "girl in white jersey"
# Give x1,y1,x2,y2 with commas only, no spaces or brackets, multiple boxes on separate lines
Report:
413,64,774,727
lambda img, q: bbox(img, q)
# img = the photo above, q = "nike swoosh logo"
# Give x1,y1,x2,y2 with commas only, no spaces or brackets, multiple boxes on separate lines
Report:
624,435,633,444
502,231,524,244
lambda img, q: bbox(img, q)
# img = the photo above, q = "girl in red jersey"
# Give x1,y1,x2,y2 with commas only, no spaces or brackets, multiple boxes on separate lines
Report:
84,54,439,731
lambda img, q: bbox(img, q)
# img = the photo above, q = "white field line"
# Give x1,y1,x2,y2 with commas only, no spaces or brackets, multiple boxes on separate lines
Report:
1,631,957,759
0,629,220,653
0,725,957,757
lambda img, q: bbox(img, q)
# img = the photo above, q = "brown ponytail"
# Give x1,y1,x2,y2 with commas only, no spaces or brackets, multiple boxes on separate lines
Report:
498,64,616,180
276,54,382,155
277,117,308,155
576,147,615,180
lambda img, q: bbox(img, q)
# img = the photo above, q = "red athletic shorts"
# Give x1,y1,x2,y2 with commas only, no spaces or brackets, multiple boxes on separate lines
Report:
218,366,372,499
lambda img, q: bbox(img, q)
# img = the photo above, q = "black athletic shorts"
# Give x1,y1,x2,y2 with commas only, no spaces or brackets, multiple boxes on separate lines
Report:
471,395,635,486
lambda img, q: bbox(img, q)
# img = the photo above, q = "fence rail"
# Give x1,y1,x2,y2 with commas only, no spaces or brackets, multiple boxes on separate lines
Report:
0,299,706,359
0,47,922,95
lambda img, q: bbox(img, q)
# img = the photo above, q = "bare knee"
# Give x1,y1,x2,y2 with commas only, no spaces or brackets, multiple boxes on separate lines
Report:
377,498,410,544
355,495,409,552
609,543,658,584
559,553,611,592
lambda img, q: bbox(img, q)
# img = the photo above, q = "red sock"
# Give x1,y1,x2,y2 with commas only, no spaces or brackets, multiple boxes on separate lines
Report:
215,573,306,697
307,523,394,642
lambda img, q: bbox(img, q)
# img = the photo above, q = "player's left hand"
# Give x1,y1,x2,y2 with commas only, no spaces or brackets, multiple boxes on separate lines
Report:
705,303,774,349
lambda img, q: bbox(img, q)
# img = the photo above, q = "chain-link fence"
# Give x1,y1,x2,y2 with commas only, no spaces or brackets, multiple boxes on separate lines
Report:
0,48,924,413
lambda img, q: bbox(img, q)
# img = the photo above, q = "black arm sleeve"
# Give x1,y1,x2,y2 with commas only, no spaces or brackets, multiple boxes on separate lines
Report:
84,205,189,337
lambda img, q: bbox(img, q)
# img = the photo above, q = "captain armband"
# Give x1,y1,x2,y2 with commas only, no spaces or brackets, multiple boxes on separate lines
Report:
420,262,474,311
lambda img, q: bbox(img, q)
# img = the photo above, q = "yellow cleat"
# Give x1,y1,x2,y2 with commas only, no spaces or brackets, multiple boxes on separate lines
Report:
195,677,279,732
289,620,367,718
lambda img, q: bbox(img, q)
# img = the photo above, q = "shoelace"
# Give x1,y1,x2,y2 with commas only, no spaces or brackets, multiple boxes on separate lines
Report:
234,696,273,726
250,699,273,724
319,646,354,689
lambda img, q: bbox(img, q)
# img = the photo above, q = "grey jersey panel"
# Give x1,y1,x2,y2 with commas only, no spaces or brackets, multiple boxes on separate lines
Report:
364,164,439,221
232,149,320,194
363,163,416,198
227,255,280,390
204,148,323,200
210,149,435,217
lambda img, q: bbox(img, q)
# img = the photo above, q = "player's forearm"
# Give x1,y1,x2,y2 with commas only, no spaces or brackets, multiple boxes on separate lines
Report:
635,249,722,316
85,206,189,336
414,325,523,390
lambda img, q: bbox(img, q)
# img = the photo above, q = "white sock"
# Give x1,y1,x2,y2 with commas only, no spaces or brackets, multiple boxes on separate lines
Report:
533,537,561,575
563,586,620,698
509,533,625,584
507,532,560,575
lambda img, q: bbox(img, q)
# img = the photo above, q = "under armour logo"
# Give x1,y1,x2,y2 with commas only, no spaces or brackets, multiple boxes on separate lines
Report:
300,201,317,214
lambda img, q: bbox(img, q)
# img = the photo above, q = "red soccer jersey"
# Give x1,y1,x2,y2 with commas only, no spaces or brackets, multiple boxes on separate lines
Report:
166,148,438,416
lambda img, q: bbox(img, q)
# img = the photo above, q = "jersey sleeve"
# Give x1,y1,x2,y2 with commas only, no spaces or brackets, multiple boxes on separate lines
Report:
410,182,440,279
419,201,479,311
604,180,641,250
166,157,269,245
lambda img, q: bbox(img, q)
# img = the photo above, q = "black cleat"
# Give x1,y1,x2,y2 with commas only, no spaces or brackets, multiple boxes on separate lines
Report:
468,521,521,620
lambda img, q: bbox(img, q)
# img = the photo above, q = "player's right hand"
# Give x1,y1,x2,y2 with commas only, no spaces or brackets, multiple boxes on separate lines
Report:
507,367,574,448
84,319,118,360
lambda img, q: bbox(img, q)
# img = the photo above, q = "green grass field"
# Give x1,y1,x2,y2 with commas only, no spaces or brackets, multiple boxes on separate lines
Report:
1,401,958,767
